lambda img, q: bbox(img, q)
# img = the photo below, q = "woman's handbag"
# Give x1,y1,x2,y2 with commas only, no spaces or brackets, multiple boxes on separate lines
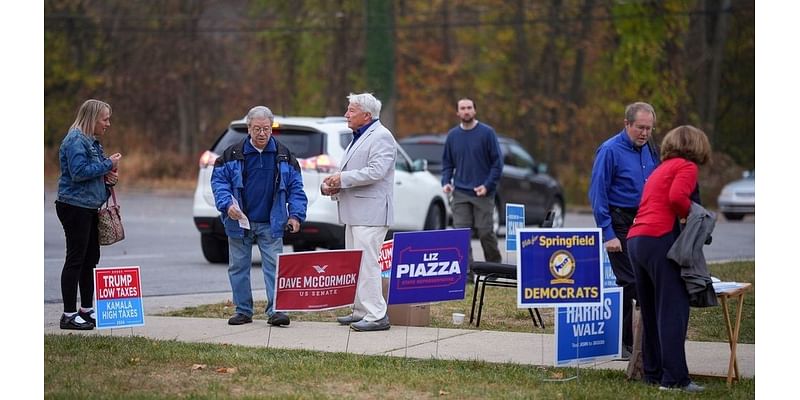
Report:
98,188,125,245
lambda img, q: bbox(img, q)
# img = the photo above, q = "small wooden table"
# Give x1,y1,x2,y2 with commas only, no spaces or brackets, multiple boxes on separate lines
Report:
715,283,752,386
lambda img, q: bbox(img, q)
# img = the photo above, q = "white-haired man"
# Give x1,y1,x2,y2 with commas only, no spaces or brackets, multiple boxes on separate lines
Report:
322,93,396,332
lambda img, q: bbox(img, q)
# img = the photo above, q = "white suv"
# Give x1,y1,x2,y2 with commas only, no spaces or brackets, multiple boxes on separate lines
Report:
193,116,450,263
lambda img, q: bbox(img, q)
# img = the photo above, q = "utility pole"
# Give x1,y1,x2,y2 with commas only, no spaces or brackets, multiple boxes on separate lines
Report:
365,0,395,131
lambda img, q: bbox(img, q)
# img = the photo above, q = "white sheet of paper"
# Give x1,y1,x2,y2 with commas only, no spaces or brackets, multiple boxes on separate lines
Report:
230,196,250,230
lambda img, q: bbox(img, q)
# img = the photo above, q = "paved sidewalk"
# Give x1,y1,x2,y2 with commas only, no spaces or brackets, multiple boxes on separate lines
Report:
44,292,754,380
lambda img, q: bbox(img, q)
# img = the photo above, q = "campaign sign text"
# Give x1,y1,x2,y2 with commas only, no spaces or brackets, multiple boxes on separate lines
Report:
379,239,393,279
388,229,471,305
274,249,362,312
505,203,525,252
555,287,622,365
602,248,618,289
94,266,145,329
516,228,603,308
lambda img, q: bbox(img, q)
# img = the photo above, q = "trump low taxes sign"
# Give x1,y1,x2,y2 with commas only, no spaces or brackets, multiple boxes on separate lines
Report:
94,266,145,329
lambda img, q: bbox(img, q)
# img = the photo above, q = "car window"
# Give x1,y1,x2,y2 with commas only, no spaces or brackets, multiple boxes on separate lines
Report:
212,126,247,154
272,129,324,158
395,145,413,172
509,143,535,170
340,131,354,150
212,125,325,159
401,142,445,164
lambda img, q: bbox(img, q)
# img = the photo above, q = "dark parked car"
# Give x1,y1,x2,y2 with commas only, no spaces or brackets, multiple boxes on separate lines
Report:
399,134,565,231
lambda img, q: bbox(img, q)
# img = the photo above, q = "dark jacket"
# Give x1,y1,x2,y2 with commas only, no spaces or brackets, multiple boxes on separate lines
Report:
211,137,307,239
667,202,718,307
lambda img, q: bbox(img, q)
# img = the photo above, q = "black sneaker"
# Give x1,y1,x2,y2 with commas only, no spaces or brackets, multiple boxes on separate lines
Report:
267,312,290,326
227,313,253,325
60,313,94,330
78,309,96,327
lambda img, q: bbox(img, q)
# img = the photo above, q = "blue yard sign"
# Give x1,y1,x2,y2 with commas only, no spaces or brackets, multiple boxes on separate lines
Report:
505,203,525,252
555,287,623,365
516,228,603,308
602,248,618,289
387,229,471,305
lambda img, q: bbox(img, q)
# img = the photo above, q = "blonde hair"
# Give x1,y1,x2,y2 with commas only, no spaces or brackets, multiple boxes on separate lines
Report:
69,99,111,137
660,125,711,165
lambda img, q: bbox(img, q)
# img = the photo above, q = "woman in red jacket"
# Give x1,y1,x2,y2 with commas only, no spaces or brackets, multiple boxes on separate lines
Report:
627,125,711,393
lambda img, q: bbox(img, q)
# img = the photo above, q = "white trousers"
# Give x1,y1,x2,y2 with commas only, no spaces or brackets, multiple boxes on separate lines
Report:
346,225,389,322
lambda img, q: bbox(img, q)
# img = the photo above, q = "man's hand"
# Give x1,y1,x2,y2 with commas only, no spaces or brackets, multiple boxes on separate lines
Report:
442,184,453,194
323,173,342,189
286,217,300,233
473,185,488,197
227,203,244,220
604,238,622,252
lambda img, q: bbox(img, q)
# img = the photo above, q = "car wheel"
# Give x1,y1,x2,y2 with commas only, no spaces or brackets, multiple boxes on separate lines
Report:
201,234,229,264
549,200,565,228
723,212,745,221
423,202,446,230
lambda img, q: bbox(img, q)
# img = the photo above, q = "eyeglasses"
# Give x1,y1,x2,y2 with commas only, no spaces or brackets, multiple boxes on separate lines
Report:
250,126,271,134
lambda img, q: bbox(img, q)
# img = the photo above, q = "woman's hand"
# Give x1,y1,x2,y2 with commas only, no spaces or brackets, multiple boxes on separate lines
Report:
104,170,119,186
109,153,122,169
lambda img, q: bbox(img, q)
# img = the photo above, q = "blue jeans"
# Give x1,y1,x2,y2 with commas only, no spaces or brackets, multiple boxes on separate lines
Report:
227,222,283,317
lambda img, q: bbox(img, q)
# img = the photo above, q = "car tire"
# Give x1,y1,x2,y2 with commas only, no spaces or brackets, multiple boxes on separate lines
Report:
723,212,745,221
423,202,446,230
201,234,229,264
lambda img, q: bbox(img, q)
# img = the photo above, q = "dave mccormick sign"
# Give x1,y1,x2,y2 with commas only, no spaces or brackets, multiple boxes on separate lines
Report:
387,229,471,305
516,228,603,308
274,249,362,312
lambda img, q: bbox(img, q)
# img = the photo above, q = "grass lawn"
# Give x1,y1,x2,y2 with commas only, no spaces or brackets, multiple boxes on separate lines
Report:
162,261,754,344
45,334,755,399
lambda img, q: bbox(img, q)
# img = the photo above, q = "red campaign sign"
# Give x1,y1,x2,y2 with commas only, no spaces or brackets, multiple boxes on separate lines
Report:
274,250,363,312
378,239,393,272
95,267,141,300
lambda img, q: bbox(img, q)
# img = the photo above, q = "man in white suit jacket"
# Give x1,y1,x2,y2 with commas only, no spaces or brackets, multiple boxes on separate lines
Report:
322,93,396,332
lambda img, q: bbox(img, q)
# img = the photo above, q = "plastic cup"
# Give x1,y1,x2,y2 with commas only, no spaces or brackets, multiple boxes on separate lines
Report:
452,312,465,325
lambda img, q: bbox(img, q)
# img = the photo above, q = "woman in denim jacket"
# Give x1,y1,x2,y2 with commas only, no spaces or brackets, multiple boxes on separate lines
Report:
55,99,122,330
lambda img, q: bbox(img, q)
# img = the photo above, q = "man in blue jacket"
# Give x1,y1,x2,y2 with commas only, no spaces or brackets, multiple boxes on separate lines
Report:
211,106,307,327
588,101,659,358
441,98,504,270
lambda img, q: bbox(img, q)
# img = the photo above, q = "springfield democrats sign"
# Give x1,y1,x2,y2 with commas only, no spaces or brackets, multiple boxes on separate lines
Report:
516,228,603,308
388,229,471,305
274,250,362,312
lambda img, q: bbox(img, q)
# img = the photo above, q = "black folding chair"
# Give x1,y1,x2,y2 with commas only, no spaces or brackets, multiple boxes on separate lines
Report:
467,210,556,329
468,261,546,329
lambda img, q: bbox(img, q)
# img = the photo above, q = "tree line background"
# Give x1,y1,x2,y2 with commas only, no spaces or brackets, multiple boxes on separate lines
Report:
44,0,754,207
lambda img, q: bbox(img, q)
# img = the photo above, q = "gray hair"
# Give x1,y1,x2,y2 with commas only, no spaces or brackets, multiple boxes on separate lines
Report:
624,102,656,123
245,106,274,125
70,99,111,137
347,93,381,120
